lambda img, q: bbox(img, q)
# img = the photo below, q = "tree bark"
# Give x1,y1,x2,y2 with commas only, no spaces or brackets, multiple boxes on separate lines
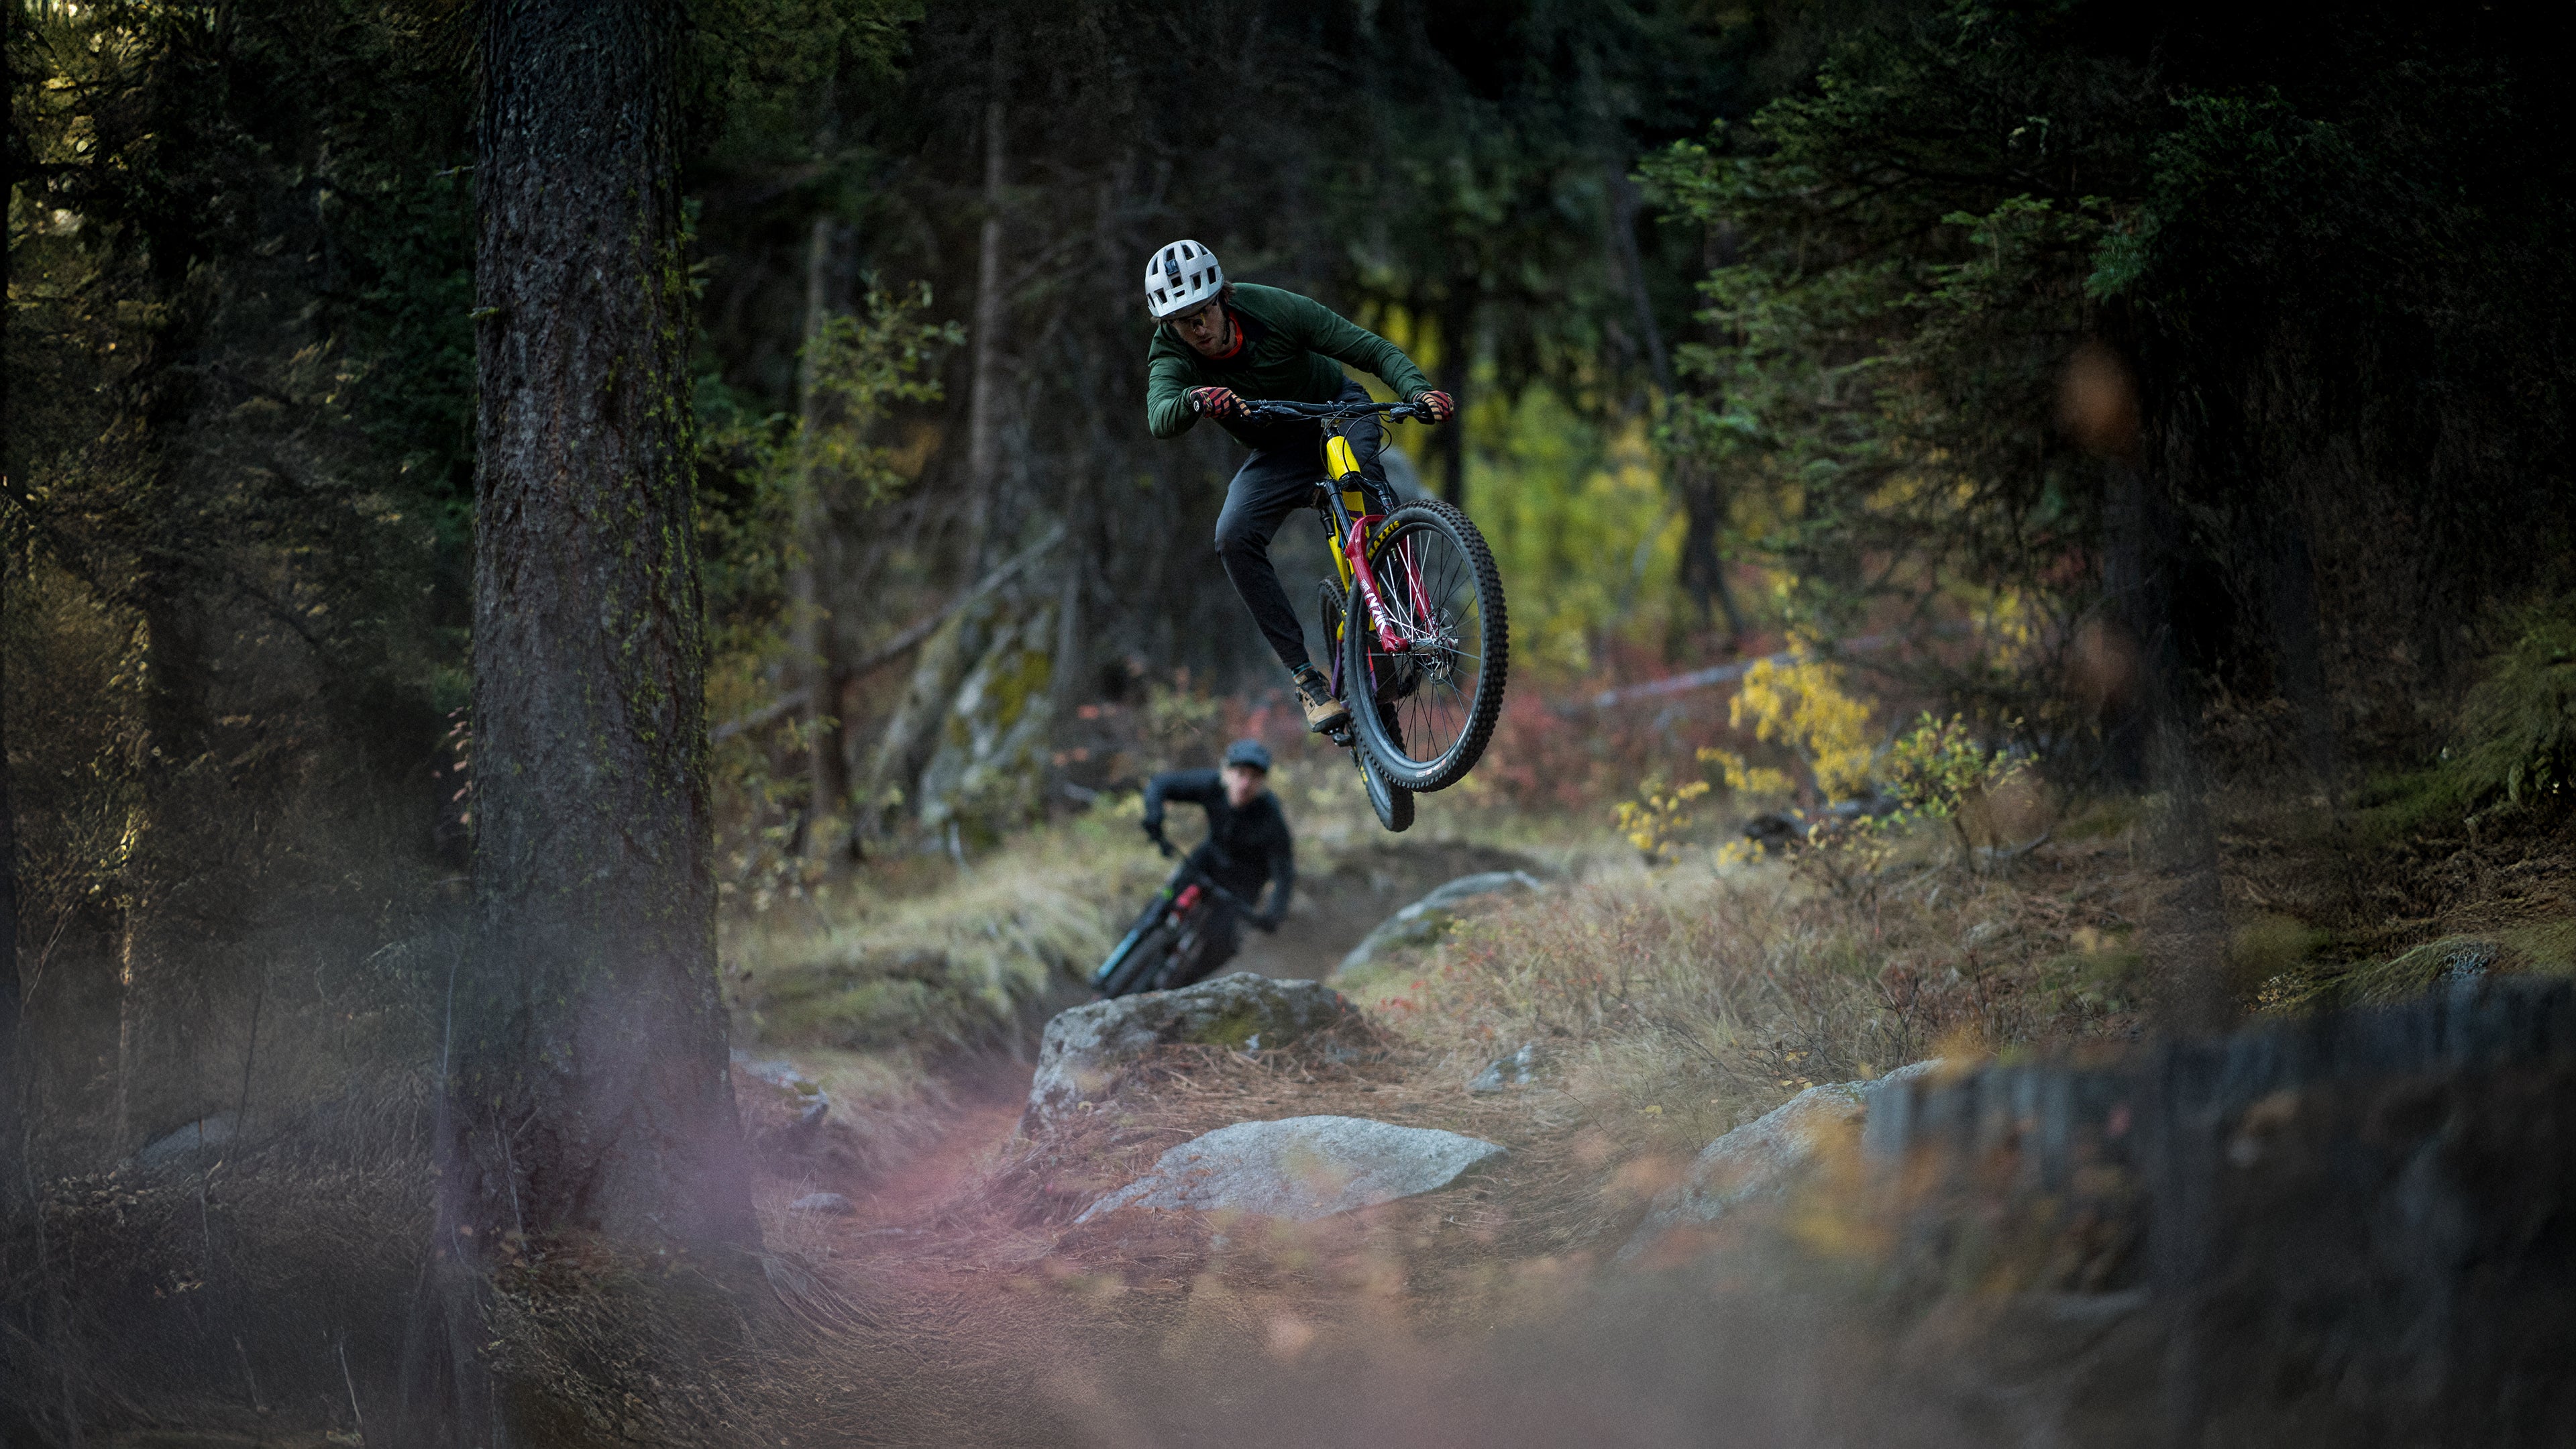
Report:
963,66,1010,572
432,0,753,1399
1,628,20,1190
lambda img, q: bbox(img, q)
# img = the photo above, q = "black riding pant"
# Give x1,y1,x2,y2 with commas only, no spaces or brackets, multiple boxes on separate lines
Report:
1214,378,1399,673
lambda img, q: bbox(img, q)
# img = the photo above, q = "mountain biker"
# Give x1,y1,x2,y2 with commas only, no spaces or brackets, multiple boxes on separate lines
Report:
1142,239,1455,735
1137,738,1295,989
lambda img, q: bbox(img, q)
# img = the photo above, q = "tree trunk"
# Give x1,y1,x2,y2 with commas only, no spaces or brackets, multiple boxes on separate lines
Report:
1432,291,1474,508
788,216,847,839
426,5,753,1430
113,591,226,1152
1669,211,1748,649
1,633,19,1189
1672,462,1748,649
963,68,1010,573
1604,158,1670,396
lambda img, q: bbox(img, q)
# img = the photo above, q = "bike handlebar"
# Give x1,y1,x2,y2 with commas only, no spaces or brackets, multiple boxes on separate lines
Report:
1234,398,1424,424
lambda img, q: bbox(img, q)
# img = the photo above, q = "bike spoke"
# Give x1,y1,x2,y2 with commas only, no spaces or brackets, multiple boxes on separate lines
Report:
1360,519,1487,771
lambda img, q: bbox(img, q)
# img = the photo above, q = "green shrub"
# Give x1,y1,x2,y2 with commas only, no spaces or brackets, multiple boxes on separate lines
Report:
2358,596,2576,835
2452,600,2576,817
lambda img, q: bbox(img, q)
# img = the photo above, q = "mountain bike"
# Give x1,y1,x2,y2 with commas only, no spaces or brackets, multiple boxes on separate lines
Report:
1091,841,1263,998
1237,398,1509,823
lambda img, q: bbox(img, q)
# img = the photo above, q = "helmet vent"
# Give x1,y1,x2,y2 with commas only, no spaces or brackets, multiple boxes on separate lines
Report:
1143,238,1224,319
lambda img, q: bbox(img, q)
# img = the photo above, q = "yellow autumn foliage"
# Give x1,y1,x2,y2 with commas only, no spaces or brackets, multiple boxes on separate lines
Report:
1726,649,1879,801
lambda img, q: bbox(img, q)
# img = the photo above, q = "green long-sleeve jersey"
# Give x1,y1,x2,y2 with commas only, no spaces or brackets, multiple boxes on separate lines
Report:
1145,283,1432,445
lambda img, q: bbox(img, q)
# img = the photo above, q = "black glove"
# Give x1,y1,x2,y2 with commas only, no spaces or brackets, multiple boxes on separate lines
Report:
1142,818,1175,857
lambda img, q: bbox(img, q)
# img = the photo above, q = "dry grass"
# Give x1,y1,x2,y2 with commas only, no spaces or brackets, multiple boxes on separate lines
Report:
1337,818,2162,1162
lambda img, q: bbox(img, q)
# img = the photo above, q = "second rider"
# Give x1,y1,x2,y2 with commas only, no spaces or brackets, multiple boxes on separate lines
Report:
1141,239,1452,735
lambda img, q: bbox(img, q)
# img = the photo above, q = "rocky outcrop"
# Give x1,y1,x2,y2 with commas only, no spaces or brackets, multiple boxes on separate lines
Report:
862,573,1065,848
1024,973,1364,1130
1620,1059,1943,1262
1075,1115,1504,1224
914,594,1060,843
1333,870,1542,984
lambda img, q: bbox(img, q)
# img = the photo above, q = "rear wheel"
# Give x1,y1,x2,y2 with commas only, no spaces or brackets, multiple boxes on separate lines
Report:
1356,743,1414,833
1314,578,1348,694
1321,579,1413,833
1345,499,1507,792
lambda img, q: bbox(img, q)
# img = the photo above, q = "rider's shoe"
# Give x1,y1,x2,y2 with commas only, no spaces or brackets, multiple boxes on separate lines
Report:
1293,667,1351,733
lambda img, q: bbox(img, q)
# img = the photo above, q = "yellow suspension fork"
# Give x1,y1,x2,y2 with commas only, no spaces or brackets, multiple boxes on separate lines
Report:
1324,431,1366,590
1322,427,1404,652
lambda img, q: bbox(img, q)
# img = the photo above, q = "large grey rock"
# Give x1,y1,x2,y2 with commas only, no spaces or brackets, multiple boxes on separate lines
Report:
1077,1115,1504,1224
1619,1059,1943,1263
1026,973,1362,1128
135,1112,239,1171
1334,871,1544,980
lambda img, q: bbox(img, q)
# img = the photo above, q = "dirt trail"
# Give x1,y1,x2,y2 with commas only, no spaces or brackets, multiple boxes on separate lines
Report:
750,994,1713,1441
731,839,1957,1448
754,1015,1922,1449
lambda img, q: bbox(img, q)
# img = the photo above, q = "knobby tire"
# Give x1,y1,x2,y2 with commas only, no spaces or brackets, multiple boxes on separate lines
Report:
1319,578,1414,832
1345,498,1507,792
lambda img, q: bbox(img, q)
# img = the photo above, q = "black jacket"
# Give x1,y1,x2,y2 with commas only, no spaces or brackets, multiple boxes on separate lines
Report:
1141,769,1295,925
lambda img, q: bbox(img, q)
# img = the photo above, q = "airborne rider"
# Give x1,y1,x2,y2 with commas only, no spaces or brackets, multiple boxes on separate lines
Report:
1141,239,1454,735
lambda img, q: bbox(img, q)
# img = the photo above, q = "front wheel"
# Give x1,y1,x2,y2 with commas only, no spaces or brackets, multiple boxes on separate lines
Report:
1096,917,1176,998
1345,499,1507,792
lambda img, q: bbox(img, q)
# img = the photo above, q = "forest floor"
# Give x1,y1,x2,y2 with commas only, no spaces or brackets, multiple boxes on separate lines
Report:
716,787,2576,1448
712,823,2118,1446
60,788,2576,1448
742,981,1791,1447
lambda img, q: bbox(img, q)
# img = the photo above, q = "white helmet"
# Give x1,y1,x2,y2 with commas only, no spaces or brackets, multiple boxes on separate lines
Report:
1144,239,1225,319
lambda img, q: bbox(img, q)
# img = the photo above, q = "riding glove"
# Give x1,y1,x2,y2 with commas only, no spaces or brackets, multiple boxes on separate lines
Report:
1186,386,1242,420
1409,389,1456,423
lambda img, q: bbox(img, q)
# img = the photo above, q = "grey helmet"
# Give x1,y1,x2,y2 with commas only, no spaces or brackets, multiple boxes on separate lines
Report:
1144,239,1224,319
1222,738,1273,772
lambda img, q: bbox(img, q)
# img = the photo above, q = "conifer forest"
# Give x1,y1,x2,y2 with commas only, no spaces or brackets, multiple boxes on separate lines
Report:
8,2,2576,1445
